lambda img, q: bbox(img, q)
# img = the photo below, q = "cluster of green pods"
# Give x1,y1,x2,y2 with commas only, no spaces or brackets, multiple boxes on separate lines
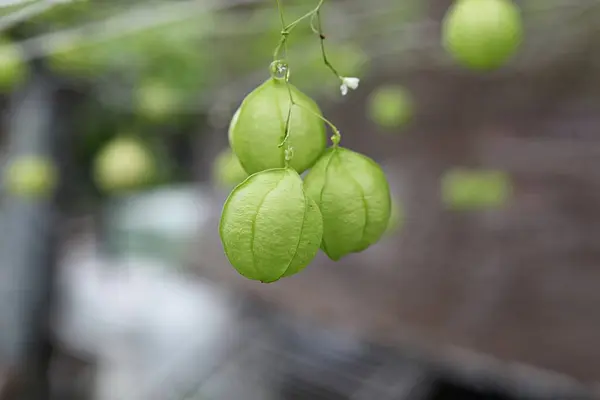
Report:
220,77,392,283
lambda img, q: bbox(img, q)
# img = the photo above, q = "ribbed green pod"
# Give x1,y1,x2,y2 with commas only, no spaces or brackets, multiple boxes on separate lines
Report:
229,78,327,175
220,167,323,282
303,147,391,261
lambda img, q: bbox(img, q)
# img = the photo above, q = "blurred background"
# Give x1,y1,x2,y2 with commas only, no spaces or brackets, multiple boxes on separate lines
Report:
1,0,600,399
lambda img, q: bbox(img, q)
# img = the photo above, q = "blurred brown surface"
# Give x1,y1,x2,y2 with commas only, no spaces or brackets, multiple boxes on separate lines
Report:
195,64,600,388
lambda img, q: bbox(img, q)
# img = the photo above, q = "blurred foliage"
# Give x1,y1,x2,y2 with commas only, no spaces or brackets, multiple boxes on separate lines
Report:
0,0,596,204
47,37,112,77
0,0,423,110
26,0,92,27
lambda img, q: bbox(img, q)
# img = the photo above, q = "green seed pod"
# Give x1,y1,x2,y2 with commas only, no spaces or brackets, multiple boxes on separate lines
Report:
135,80,180,121
367,85,414,130
229,78,327,175
0,37,27,92
441,168,512,210
220,167,323,283
442,0,523,71
5,156,57,198
303,147,392,261
93,137,157,194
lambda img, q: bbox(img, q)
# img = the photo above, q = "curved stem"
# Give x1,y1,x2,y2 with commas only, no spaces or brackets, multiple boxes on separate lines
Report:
273,0,342,150
273,0,288,60
278,96,294,148
274,0,295,157
293,102,341,146
315,10,341,79
285,0,324,32
275,0,286,27
273,36,285,60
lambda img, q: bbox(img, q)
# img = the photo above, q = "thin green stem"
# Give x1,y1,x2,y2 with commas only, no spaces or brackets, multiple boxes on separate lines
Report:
278,96,294,148
315,10,340,79
293,102,341,146
273,36,285,60
273,0,343,150
275,0,286,27
274,0,295,156
273,0,288,60
285,0,324,32
310,12,319,34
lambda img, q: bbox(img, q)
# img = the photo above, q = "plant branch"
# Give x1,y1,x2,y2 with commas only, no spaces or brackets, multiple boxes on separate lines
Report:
293,102,341,146
315,9,340,79
274,0,295,162
284,0,324,32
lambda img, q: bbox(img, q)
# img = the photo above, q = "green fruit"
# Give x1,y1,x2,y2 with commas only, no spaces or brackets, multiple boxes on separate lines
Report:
303,147,392,261
5,156,57,198
228,107,240,145
442,0,523,71
367,85,413,129
93,137,156,193
441,168,512,210
212,148,248,188
220,167,323,283
0,38,27,92
136,81,180,120
229,78,326,175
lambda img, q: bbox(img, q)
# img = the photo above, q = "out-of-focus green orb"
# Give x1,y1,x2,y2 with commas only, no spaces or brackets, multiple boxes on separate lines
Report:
5,156,57,198
93,137,157,194
0,37,27,92
367,85,414,129
442,0,523,71
135,81,180,121
212,148,248,188
441,168,512,210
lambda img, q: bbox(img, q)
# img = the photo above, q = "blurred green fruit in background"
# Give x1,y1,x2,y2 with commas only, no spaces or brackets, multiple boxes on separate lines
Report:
442,0,523,71
212,148,248,189
93,136,157,194
367,85,413,129
4,156,57,198
0,37,27,92
135,81,181,121
441,168,512,210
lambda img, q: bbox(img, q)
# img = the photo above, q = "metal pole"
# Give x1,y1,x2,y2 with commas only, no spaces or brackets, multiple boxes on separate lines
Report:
0,62,70,399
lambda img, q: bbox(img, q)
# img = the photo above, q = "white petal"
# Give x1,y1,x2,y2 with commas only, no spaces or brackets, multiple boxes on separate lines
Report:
340,84,348,96
344,77,360,90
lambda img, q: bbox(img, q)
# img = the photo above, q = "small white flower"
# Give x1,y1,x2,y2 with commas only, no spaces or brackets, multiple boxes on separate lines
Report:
340,77,360,96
